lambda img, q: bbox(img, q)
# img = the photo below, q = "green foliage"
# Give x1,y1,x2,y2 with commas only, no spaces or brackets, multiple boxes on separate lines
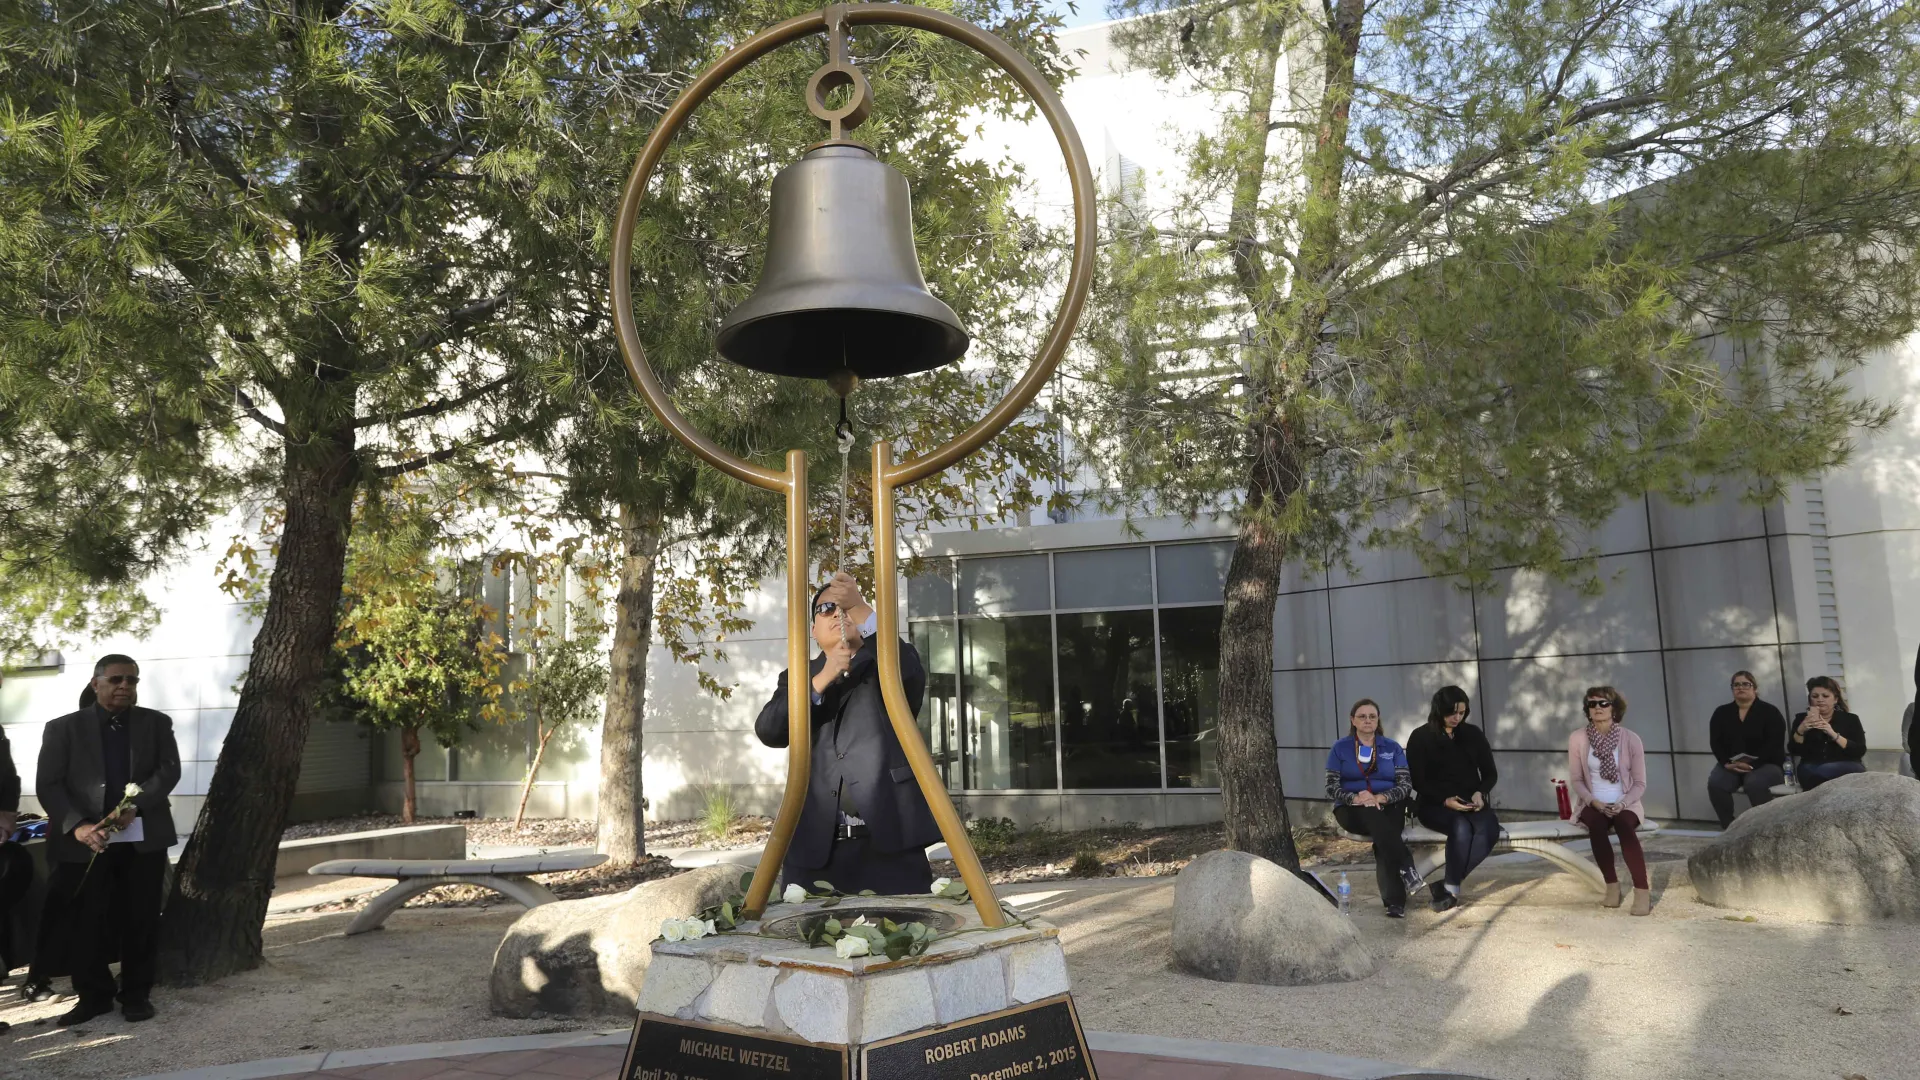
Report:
965,815,1023,856
1078,0,1920,582
323,494,510,751
697,785,741,844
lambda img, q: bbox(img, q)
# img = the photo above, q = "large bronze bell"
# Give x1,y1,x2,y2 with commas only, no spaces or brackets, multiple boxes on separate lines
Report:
715,143,970,380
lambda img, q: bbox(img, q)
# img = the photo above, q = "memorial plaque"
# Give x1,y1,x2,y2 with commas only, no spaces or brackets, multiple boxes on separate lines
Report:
618,1014,849,1080
860,994,1097,1080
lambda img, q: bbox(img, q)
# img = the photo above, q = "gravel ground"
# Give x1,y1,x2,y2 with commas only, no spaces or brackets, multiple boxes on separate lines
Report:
1049,835,1916,1080
0,907,601,1080
3,833,1909,1080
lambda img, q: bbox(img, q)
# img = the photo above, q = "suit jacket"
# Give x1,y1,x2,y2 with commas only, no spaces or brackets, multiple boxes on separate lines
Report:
36,705,181,863
0,726,19,813
754,637,940,870
1567,725,1649,822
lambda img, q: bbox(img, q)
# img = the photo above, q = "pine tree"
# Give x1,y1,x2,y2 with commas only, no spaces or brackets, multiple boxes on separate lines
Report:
1073,0,1920,866
1,0,1075,976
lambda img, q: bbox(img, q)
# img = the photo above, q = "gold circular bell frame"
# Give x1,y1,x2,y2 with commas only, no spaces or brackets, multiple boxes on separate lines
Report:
610,3,1096,927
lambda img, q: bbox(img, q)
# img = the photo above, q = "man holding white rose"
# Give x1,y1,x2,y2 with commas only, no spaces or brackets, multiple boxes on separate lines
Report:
36,654,181,1027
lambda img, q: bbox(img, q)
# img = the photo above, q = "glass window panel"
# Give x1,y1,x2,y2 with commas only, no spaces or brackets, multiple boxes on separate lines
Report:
1156,542,1233,604
1057,610,1162,788
1160,605,1223,788
911,620,963,791
908,559,955,618
1054,548,1152,609
959,554,1051,615
958,615,1058,789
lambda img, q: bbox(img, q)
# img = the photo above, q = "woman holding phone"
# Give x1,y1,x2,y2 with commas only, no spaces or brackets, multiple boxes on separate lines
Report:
1406,685,1499,912
1792,676,1867,789
1325,699,1422,918
1567,686,1651,914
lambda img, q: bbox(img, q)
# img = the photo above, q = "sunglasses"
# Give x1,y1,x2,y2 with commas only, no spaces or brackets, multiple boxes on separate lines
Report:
812,601,840,618
1584,699,1612,710
101,674,140,687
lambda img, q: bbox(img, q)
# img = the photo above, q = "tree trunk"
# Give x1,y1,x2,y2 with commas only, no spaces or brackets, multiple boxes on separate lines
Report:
597,500,661,866
1218,426,1305,868
1212,0,1365,869
400,725,421,825
158,428,358,985
516,723,558,829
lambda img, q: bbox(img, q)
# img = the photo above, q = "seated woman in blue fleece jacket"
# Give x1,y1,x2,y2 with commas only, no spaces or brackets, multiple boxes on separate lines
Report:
1325,699,1423,918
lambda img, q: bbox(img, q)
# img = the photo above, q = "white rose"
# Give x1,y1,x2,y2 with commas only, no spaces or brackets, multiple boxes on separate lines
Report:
123,783,142,799
850,915,872,927
930,877,951,894
681,917,710,941
703,919,718,938
834,934,870,959
661,918,686,942
783,883,807,905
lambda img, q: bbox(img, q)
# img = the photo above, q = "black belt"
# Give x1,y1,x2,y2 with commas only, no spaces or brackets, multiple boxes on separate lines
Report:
835,823,870,840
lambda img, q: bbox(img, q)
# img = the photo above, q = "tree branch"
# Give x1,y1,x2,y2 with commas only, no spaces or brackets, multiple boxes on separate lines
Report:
235,388,287,437
355,372,515,428
374,429,516,479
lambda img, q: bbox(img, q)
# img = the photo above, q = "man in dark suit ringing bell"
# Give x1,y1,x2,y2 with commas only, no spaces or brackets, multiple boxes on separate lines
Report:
754,572,940,896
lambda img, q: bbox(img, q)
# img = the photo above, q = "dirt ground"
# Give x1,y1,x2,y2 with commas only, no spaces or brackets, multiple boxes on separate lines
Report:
8,829,1912,1080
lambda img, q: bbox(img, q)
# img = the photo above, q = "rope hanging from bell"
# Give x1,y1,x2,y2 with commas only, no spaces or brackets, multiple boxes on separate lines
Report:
826,367,860,573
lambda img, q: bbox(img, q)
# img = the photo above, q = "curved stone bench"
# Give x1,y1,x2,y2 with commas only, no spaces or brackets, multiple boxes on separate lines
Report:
1338,818,1661,894
308,852,607,935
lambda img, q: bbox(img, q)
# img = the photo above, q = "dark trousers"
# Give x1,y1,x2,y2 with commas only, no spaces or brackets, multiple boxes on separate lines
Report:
1706,763,1784,827
1799,760,1867,790
1416,804,1500,890
784,835,933,897
1333,803,1413,907
1576,806,1648,889
46,846,166,1005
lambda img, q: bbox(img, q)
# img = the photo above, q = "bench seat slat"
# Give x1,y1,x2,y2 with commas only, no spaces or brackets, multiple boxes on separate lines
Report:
307,853,607,878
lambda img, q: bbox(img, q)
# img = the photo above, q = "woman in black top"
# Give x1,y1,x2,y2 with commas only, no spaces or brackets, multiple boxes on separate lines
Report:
1704,670,1789,827
1792,675,1867,790
1405,685,1499,912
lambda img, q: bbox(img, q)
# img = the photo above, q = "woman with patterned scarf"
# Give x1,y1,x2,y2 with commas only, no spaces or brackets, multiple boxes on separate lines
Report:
1566,686,1652,915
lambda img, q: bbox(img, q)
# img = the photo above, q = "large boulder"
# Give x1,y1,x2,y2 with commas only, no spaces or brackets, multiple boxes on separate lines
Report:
491,864,740,1017
1689,772,1920,922
1170,849,1375,985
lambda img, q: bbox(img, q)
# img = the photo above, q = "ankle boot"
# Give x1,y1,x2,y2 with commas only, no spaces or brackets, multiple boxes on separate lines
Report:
1631,888,1652,916
1603,881,1623,908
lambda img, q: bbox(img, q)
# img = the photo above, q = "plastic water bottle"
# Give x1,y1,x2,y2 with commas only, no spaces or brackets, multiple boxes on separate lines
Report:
1784,760,1799,792
1337,872,1352,915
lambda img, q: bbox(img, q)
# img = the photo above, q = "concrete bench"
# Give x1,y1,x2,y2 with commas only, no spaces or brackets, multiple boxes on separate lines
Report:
1338,817,1661,894
308,853,607,935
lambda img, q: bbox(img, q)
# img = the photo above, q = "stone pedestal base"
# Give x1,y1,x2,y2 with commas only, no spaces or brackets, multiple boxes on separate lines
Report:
624,895,1091,1079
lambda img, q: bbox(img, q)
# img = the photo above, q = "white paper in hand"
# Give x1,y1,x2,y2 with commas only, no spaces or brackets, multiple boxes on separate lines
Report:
109,817,146,844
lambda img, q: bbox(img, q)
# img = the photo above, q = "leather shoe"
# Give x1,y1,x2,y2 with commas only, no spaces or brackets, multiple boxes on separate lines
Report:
1384,903,1405,919
121,999,156,1022
1430,893,1458,913
23,978,58,1002
56,1000,115,1028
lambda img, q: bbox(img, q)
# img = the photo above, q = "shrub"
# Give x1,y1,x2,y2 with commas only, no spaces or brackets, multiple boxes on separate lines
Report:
699,785,739,843
1068,851,1104,878
966,815,1021,856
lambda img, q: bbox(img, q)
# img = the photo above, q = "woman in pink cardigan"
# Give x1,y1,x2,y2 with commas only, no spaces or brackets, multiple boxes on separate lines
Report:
1567,685,1652,915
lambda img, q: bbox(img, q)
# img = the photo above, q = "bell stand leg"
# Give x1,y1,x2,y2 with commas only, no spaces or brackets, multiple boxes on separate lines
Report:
872,440,1006,928
742,449,811,919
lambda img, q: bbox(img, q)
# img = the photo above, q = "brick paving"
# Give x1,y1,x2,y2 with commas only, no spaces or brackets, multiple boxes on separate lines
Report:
268,1042,1344,1080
